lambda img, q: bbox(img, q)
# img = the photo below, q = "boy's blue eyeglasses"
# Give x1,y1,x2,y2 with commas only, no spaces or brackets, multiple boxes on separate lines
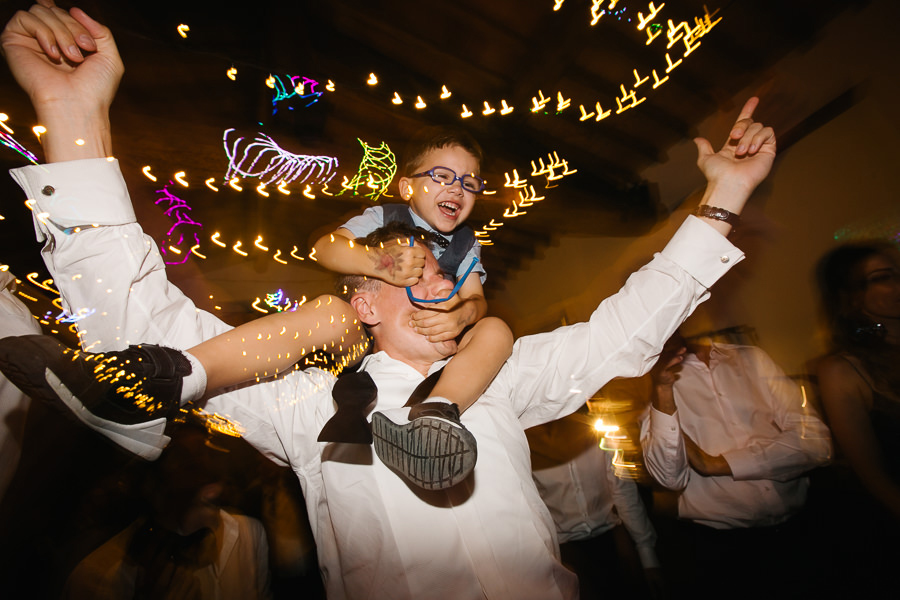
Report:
404,237,480,304
409,166,486,194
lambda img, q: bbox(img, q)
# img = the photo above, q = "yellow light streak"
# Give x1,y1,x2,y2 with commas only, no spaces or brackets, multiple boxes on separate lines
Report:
205,178,219,191
440,85,451,99
652,69,669,88
25,273,58,294
326,80,336,92
272,250,287,264
190,245,206,259
303,184,315,199
177,24,190,38
556,91,571,112
277,181,290,195
415,96,427,109
595,102,611,121
254,236,269,251
227,67,237,80
0,113,13,134
482,101,495,116
174,171,188,187
256,183,269,197
367,73,378,85
233,241,248,256
391,92,403,105
637,2,664,30
211,232,227,248
251,298,269,314
142,166,157,182
33,125,46,140
266,75,276,89
665,52,682,73
500,99,514,115
229,177,243,191
460,104,473,118
290,246,305,261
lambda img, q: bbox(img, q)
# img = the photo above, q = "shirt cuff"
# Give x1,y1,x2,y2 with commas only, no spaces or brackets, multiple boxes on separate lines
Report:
720,448,754,480
649,406,681,439
9,158,136,242
660,216,744,289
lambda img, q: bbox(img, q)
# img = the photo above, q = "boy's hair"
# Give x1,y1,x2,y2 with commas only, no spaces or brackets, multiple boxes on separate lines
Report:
399,126,484,176
335,221,443,301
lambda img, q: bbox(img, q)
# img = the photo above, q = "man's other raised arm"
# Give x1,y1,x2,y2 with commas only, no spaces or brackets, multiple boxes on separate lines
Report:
501,99,775,427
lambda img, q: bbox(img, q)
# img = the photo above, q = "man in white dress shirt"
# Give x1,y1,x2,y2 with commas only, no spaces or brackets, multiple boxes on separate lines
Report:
0,2,776,598
640,330,831,597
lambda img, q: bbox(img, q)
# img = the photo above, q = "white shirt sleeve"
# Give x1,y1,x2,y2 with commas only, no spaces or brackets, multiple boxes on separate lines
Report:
495,216,744,430
639,406,691,491
722,347,832,481
608,466,659,569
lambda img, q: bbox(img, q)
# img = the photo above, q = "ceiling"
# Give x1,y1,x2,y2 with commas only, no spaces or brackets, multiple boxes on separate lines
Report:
0,0,863,326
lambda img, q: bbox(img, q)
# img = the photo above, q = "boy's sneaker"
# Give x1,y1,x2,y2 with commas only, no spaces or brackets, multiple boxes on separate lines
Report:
0,335,190,460
371,401,477,491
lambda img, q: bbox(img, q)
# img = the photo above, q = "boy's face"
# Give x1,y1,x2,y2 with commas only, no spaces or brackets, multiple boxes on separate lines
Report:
399,144,480,233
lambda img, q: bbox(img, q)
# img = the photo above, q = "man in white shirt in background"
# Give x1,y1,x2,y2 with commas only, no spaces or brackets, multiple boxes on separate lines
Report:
528,410,665,599
0,3,776,598
641,329,831,598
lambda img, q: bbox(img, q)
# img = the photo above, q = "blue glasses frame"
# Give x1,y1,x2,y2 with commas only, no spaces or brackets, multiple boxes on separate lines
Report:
404,237,479,304
409,166,486,193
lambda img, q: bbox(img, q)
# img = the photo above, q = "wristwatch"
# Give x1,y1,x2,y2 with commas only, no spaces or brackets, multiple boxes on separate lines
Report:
693,205,740,228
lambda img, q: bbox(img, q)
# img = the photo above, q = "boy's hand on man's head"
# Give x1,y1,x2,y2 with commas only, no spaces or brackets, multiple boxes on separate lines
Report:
370,240,426,287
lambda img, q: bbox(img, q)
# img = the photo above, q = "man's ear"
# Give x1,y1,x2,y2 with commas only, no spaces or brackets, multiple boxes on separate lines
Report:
350,292,379,326
397,176,413,202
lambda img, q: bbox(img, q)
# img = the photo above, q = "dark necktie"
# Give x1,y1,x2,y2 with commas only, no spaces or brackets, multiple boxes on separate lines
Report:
317,367,444,444
433,234,450,249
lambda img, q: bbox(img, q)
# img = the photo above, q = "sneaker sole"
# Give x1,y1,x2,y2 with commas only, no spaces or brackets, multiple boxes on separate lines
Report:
0,338,169,460
371,412,477,491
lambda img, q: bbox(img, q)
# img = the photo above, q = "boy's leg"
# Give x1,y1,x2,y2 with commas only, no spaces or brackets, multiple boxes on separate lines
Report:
0,295,365,460
187,295,365,393
372,317,513,490
428,316,515,412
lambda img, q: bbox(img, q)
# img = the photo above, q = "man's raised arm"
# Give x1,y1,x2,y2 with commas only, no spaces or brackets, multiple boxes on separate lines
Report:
2,0,121,162
502,99,776,428
3,2,228,350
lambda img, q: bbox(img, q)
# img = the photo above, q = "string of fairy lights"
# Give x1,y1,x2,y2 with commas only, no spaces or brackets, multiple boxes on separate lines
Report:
205,2,721,127
2,0,717,329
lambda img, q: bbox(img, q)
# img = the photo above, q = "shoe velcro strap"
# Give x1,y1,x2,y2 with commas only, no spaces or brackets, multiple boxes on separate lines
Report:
128,345,192,380
408,401,461,422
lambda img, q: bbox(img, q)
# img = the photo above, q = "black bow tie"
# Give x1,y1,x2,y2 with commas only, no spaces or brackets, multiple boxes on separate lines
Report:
317,368,444,444
434,234,450,249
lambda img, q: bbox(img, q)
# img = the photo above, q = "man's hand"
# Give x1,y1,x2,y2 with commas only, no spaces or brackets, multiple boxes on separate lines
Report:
649,344,685,415
691,97,776,234
1,1,123,161
410,295,476,342
683,433,732,477
694,97,776,194
369,239,426,287
650,345,686,387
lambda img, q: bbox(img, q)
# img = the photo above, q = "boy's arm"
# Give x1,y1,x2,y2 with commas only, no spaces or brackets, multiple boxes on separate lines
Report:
312,228,426,286
410,275,486,342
